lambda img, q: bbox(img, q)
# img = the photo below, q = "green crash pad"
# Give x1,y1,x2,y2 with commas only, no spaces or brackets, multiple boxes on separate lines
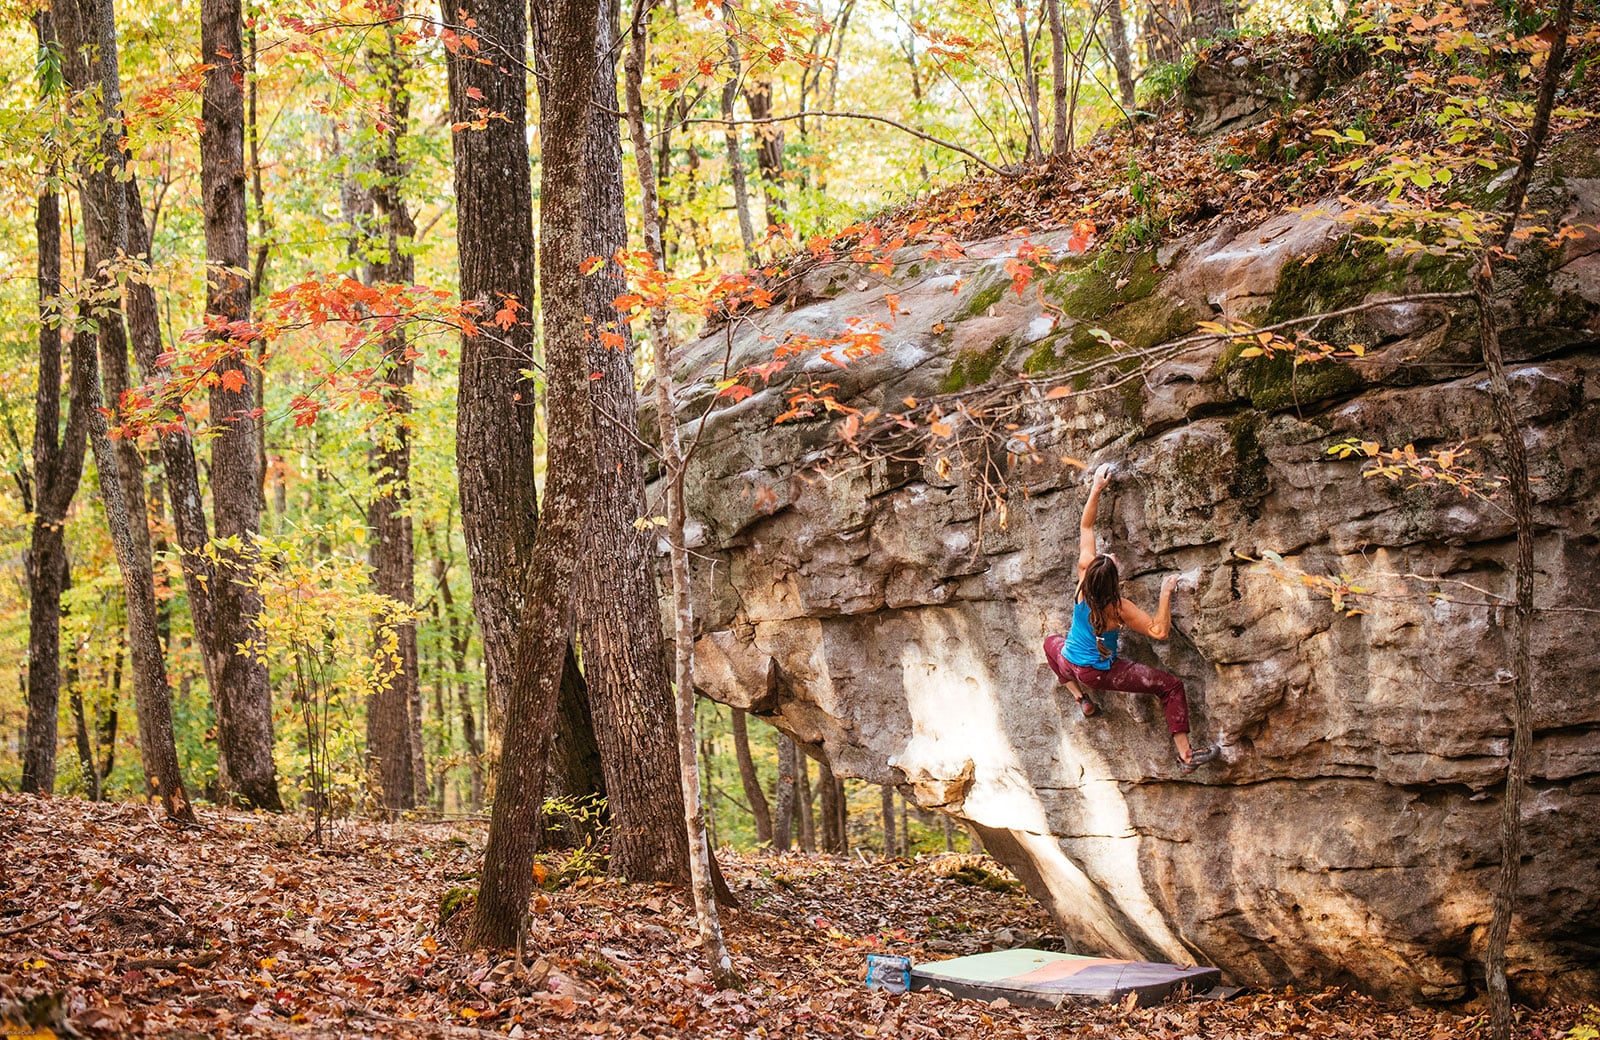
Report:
910,948,1221,1007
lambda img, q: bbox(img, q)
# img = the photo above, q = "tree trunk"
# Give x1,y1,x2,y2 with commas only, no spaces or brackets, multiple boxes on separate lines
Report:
569,0,693,886
773,733,796,850
1480,5,1572,1035
123,176,224,725
740,78,786,227
625,0,737,984
53,0,193,822
445,0,541,762
796,753,815,852
467,0,599,951
943,814,955,852
435,551,485,811
363,21,420,818
71,670,100,800
21,31,92,793
1045,0,1068,155
1104,0,1136,111
542,649,608,848
881,785,897,857
730,709,773,846
719,1,758,263
1016,2,1043,162
201,0,281,811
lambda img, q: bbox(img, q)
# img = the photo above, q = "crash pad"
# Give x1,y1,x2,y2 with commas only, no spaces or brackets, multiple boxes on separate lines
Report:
910,948,1221,1007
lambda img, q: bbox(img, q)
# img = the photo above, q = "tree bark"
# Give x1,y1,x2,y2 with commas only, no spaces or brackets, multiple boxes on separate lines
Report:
467,0,599,951
625,0,737,984
363,21,421,818
719,1,758,263
773,733,796,850
1480,5,1573,1036
796,753,815,852
881,784,897,857
1104,0,1136,111
1016,2,1044,162
201,0,281,810
818,757,845,853
122,175,225,734
71,676,101,802
740,78,786,227
730,709,773,846
570,0,694,885
21,16,92,794
52,0,193,822
434,546,485,811
542,650,608,849
445,0,541,761
1045,0,1068,155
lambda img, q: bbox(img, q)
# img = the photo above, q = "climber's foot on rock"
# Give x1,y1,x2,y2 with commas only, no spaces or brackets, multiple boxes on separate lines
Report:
1072,689,1098,718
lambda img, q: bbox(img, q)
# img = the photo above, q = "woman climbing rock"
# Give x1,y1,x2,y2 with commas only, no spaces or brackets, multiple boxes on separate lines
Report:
1044,463,1220,773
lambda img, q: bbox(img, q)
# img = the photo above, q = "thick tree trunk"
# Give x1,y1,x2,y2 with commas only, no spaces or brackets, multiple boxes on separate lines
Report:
719,1,758,263
730,710,773,846
201,0,281,810
363,22,421,818
570,0,694,884
445,0,541,762
626,0,737,984
53,0,193,821
21,65,91,794
773,733,796,850
467,0,599,951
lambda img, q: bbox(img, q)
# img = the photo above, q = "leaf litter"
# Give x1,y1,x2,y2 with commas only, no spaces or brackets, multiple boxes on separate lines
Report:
0,795,1589,1038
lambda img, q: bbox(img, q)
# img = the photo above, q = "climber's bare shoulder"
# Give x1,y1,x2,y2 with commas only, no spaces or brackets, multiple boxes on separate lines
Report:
1117,598,1167,640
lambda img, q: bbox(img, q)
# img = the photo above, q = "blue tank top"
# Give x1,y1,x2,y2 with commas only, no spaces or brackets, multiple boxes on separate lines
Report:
1065,599,1119,670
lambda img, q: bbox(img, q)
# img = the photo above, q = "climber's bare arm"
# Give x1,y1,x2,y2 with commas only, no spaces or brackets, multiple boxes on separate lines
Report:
1078,464,1113,576
1119,575,1179,640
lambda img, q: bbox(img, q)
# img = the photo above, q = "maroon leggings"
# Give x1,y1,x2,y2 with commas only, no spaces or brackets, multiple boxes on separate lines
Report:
1044,634,1190,734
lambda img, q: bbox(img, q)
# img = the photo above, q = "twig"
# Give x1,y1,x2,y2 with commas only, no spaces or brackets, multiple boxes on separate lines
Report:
0,910,59,937
681,110,1007,176
118,951,221,971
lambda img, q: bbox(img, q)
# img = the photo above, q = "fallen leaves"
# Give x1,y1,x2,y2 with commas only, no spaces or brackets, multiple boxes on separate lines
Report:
0,794,1587,1039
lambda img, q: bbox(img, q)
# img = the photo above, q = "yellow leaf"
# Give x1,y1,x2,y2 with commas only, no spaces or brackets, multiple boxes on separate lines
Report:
1238,346,1265,359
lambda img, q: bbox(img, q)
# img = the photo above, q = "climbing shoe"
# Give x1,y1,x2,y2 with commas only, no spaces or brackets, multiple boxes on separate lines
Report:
1178,746,1220,774
1073,690,1099,718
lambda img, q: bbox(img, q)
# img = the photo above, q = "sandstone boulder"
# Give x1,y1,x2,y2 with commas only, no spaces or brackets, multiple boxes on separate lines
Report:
653,177,1600,1003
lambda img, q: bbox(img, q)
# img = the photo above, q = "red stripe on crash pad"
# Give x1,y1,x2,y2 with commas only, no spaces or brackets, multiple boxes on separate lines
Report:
1010,957,1126,984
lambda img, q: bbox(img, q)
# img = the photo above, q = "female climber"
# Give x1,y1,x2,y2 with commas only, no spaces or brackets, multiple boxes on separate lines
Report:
1044,463,1219,774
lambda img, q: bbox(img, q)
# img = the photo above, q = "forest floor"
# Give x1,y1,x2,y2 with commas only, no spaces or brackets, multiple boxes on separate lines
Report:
0,794,1590,1039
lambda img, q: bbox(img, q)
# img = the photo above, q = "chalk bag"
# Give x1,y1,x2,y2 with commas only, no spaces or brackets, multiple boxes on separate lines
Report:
864,954,912,995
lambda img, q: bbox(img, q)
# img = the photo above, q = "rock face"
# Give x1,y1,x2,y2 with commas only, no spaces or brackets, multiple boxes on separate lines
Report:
657,169,1600,1004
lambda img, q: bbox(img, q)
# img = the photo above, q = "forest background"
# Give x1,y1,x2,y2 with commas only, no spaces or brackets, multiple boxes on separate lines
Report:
0,0,1301,850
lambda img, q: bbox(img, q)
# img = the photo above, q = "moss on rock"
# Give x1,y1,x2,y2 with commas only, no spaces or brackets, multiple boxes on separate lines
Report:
941,336,1010,392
